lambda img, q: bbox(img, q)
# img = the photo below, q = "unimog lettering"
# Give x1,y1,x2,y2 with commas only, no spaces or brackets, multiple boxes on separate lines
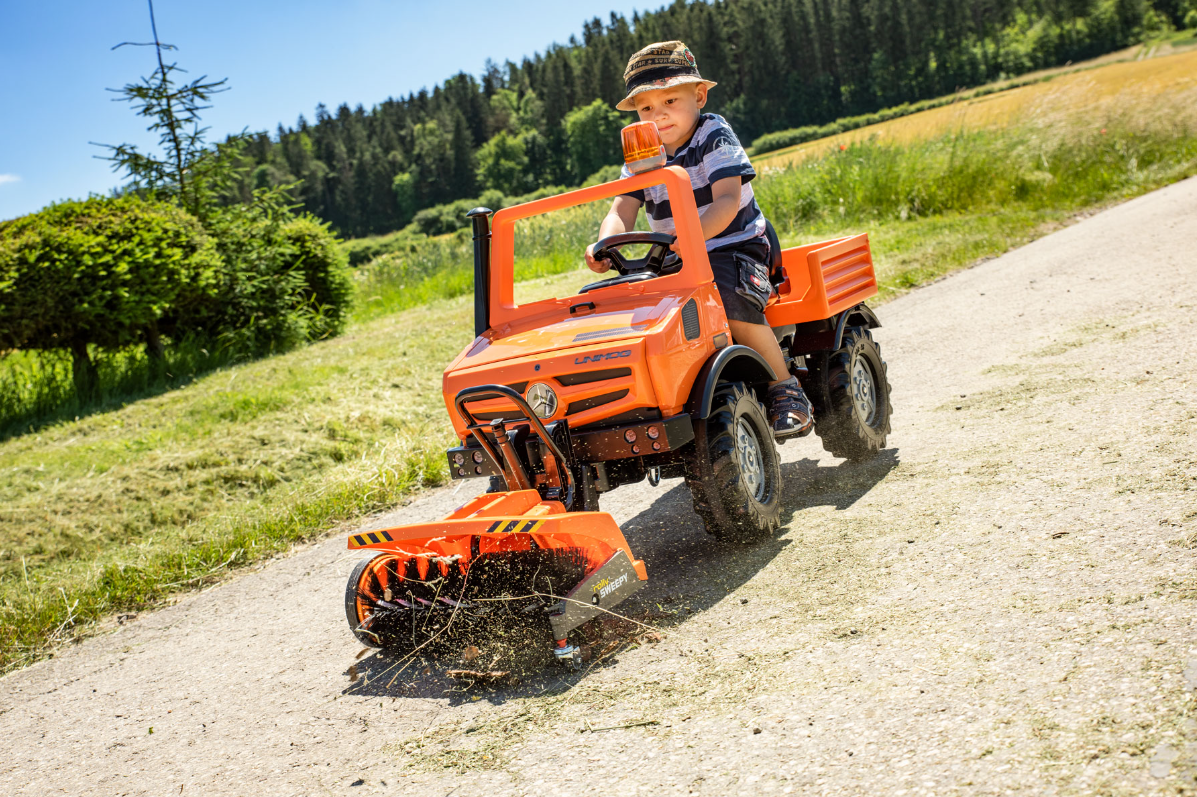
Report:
575,350,632,365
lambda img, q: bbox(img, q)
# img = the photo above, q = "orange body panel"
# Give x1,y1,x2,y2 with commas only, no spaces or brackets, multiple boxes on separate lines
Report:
442,166,730,437
440,168,877,438
349,489,648,582
765,234,878,326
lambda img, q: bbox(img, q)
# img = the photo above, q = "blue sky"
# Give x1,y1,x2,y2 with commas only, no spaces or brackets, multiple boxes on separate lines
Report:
0,0,656,221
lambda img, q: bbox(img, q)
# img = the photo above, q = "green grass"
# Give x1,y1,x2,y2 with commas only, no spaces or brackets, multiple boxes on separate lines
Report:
351,200,619,321
0,340,250,442
3,92,1197,671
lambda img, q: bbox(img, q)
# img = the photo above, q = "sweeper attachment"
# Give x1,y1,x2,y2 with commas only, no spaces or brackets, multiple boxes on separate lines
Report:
345,387,646,669
344,121,891,670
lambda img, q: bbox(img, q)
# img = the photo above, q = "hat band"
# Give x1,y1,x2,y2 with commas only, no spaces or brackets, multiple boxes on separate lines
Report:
625,64,701,93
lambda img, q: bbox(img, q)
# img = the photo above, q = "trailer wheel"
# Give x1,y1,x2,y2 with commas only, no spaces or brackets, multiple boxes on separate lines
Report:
685,382,781,543
802,327,892,462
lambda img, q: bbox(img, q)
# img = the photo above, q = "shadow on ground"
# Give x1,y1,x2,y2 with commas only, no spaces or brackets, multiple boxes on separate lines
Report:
342,447,899,703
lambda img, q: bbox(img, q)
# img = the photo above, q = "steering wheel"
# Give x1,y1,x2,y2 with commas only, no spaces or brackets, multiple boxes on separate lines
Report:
591,232,678,276
581,232,680,294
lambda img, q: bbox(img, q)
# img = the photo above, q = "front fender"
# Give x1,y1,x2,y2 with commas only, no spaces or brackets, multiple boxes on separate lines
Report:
684,345,777,420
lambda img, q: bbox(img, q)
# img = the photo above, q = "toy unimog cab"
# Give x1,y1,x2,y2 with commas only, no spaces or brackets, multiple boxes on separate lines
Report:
344,122,892,668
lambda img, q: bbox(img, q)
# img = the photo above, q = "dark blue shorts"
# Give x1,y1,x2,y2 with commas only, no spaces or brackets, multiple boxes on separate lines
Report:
708,240,770,326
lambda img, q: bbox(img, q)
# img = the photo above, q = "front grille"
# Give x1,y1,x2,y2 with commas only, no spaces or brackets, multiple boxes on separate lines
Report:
566,390,629,415
576,407,662,429
459,360,636,425
555,367,632,386
470,410,527,421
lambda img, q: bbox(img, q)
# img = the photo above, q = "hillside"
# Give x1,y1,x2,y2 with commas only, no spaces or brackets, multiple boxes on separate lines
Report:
223,0,1168,238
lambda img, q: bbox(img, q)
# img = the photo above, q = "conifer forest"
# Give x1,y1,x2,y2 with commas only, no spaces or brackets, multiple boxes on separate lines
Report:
224,0,1178,238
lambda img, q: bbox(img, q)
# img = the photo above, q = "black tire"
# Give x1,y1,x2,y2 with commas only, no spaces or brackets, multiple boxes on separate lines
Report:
684,382,782,543
801,327,892,462
345,555,386,648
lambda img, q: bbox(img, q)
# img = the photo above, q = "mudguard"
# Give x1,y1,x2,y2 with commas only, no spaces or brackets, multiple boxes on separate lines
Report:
684,345,777,420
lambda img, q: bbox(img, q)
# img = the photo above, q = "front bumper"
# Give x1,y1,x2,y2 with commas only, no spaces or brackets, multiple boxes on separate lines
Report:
446,413,694,480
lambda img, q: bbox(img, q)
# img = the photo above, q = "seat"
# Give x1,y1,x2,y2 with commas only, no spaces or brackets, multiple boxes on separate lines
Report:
763,218,783,276
763,219,785,307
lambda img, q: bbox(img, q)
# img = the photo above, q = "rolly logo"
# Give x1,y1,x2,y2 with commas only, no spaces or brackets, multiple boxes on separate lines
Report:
592,573,629,604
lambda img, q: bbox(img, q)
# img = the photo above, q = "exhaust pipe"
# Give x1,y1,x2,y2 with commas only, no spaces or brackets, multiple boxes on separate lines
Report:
466,207,493,338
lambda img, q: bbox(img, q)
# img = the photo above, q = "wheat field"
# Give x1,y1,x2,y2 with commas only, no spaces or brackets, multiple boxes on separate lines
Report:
757,45,1197,169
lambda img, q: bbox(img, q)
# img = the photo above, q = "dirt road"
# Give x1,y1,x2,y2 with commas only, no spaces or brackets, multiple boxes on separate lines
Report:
3,178,1196,796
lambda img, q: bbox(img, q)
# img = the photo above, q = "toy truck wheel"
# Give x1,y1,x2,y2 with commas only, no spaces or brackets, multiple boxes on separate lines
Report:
685,382,782,543
345,555,389,649
802,327,892,462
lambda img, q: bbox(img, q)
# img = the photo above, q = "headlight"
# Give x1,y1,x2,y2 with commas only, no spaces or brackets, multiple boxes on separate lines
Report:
525,382,559,419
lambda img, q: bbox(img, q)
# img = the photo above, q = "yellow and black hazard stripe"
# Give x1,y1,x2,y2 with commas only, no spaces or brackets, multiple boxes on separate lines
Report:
483,519,547,535
349,530,395,548
350,520,547,547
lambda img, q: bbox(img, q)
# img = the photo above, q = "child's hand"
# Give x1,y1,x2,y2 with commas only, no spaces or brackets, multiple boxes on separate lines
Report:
585,243,612,274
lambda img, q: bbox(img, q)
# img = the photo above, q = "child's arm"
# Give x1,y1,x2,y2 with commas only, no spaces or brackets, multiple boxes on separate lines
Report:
696,176,743,243
585,196,641,273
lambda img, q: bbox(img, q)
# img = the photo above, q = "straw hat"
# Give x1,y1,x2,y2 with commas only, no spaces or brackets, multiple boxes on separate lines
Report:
616,41,718,112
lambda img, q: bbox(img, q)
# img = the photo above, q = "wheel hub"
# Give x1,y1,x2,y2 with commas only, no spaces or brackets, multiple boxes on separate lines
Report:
735,418,766,501
851,355,877,425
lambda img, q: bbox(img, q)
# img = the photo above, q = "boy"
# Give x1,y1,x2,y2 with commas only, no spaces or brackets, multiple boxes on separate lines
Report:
585,41,813,439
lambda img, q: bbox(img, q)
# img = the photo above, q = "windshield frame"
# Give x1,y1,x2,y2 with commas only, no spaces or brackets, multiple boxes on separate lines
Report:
488,166,713,329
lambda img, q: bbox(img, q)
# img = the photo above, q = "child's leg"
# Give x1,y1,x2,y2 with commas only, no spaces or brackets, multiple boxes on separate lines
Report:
728,319,813,438
728,320,789,384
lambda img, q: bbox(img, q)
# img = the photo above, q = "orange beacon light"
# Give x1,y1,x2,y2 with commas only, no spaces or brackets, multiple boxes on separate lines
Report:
621,121,667,174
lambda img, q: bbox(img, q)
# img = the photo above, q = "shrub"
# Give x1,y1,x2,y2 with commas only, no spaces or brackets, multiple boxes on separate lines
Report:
180,200,353,354
412,199,479,237
277,215,354,340
564,99,624,183
582,163,624,186
0,196,220,396
340,228,424,267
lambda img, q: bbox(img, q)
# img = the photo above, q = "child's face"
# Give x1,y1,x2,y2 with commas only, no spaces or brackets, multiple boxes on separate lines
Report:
633,83,708,152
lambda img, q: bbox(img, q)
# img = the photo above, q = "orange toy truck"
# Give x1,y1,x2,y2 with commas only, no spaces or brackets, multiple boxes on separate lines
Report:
344,123,892,669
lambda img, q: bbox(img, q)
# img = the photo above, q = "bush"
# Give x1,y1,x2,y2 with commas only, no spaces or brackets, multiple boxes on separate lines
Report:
340,228,424,267
412,199,480,237
181,200,353,354
582,163,624,186
403,185,572,241
0,196,220,395
564,100,625,183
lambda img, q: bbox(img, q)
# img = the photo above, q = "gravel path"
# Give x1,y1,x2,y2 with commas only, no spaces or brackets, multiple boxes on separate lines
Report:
3,178,1196,796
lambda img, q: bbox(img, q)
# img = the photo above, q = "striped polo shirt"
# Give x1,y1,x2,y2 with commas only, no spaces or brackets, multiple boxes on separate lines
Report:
620,113,767,252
